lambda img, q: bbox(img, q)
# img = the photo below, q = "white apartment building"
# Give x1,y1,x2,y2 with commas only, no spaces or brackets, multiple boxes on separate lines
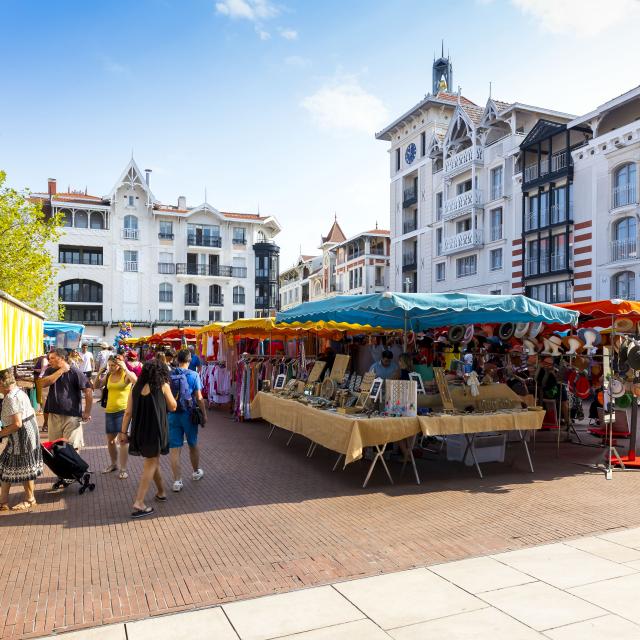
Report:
279,254,322,311
376,53,574,297
34,158,281,341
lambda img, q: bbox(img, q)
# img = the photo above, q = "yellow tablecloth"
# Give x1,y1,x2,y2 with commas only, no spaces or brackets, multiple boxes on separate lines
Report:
250,393,545,465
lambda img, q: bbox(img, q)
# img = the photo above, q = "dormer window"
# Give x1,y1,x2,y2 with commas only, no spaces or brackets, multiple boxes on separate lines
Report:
127,195,135,207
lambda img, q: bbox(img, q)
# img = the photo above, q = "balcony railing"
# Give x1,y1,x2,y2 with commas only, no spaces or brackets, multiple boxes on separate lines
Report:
444,146,483,175
403,185,418,208
187,234,222,248
232,237,247,245
208,295,224,307
176,264,247,278
255,296,271,307
403,219,417,234
159,292,173,303
184,294,200,306
524,151,569,184
122,228,139,240
402,253,417,269
611,238,638,262
550,252,566,271
158,262,176,274
524,258,539,277
370,247,386,256
550,204,569,224
490,185,503,201
490,225,503,242
124,261,138,272
612,184,638,209
443,189,483,221
441,229,483,255
158,232,174,240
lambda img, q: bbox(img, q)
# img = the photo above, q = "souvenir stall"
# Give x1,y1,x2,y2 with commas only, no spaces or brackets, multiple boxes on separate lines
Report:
248,293,578,487
42,320,84,351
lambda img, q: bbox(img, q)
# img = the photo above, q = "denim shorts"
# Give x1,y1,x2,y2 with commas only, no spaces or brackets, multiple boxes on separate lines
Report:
168,411,199,448
105,410,125,435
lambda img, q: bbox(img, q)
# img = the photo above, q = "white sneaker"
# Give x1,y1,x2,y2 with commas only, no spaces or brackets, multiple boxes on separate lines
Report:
192,469,204,481
172,480,183,492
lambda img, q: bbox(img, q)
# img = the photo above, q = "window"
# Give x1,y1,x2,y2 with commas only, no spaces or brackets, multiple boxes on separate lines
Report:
551,234,567,271
184,310,198,321
159,283,172,303
436,227,443,256
490,248,502,271
550,187,566,224
187,223,221,247
74,210,88,228
123,215,138,239
233,285,245,304
232,227,246,244
375,266,384,286
61,209,73,227
526,280,571,303
209,310,222,322
490,208,503,241
185,283,199,305
158,309,172,321
456,255,477,278
127,195,135,207
255,255,269,278
613,217,637,261
233,311,245,321
159,221,173,239
612,271,636,300
124,250,138,272
435,192,443,221
456,218,471,233
456,179,472,195
90,212,105,229
59,246,103,265
613,163,637,208
436,262,445,281
59,279,102,302
490,166,503,200
209,284,223,306
64,307,102,322
539,191,549,227
395,148,401,171
421,131,426,156
526,195,538,231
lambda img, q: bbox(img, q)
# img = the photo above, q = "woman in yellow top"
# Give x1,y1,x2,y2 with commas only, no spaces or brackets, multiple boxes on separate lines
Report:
96,355,137,479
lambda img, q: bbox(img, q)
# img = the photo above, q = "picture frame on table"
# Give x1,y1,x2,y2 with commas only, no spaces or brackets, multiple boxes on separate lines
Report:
274,374,286,390
408,371,425,394
369,377,383,403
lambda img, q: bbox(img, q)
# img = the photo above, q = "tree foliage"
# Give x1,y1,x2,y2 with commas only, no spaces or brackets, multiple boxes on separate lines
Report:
0,170,64,317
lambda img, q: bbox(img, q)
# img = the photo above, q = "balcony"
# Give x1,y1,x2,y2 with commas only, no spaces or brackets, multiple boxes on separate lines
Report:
124,261,138,272
403,218,417,234
612,185,638,210
611,238,638,262
490,225,503,242
550,252,567,271
158,262,176,274
208,294,224,307
176,264,245,277
122,228,139,240
187,233,222,248
550,204,570,224
444,146,483,176
255,296,271,307
442,189,483,222
158,232,174,240
403,185,418,208
402,253,417,271
441,229,483,256
184,294,200,306
524,258,540,277
523,151,570,185
370,247,386,256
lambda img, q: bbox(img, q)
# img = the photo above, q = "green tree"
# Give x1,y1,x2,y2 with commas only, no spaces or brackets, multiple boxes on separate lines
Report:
0,170,64,317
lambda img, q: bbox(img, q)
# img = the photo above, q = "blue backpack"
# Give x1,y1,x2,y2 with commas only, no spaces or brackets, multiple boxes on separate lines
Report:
169,368,194,413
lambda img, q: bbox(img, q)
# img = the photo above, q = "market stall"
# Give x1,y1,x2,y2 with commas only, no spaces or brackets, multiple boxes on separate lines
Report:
42,321,84,351
0,290,45,370
247,293,579,486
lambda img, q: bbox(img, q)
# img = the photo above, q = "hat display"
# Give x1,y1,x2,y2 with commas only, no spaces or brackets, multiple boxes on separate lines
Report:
627,341,640,371
480,324,494,338
609,377,625,398
498,323,515,341
575,374,591,399
565,335,584,355
579,327,601,348
527,322,543,338
462,324,475,344
616,392,633,409
573,355,589,371
522,338,540,354
448,325,465,343
514,322,530,338
614,317,635,334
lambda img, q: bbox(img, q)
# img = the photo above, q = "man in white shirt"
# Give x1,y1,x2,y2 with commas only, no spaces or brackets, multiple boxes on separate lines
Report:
95,342,112,374
80,343,94,382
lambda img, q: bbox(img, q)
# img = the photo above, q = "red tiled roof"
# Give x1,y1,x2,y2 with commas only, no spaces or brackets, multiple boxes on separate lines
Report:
300,254,318,261
221,211,267,220
493,99,513,113
154,205,188,214
436,92,478,107
322,219,347,244
54,193,104,202
365,229,390,235
461,104,485,125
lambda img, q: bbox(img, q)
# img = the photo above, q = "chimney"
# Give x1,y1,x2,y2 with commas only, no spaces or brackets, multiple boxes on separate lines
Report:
178,196,186,210
144,169,152,186
47,178,56,196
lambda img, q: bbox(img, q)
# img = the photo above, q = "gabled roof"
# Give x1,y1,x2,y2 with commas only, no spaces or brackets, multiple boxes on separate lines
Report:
567,83,640,129
426,132,445,158
480,98,514,126
322,218,347,244
108,158,156,203
520,119,566,148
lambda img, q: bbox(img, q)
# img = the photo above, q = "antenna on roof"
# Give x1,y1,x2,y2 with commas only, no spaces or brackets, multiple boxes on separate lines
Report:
257,202,260,215
334,212,337,222
489,81,492,98
204,186,207,204
375,220,378,229
441,39,444,58
457,86,461,105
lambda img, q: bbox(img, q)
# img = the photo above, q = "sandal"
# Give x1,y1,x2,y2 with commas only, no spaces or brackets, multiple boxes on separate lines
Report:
102,464,117,474
154,494,168,502
118,470,129,480
131,506,154,519
11,500,36,511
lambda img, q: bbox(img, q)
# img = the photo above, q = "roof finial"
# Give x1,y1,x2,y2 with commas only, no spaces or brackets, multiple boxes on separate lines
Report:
375,220,378,230
204,186,207,204
257,202,260,215
334,211,337,222
457,86,461,105
131,148,134,160
441,39,444,58
489,81,492,98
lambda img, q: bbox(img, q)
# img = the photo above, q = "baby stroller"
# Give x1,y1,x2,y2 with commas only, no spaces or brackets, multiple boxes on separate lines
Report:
42,439,95,494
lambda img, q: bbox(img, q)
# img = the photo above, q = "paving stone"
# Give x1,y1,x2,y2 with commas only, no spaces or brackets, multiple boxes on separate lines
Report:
598,527,640,550
273,619,391,639
569,573,640,624
543,614,640,640
126,607,238,639
38,624,126,640
564,536,640,563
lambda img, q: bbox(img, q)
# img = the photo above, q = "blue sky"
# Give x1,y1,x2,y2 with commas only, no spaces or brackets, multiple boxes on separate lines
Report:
1,0,639,266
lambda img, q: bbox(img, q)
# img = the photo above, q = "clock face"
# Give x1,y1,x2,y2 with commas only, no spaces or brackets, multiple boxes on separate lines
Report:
405,143,416,165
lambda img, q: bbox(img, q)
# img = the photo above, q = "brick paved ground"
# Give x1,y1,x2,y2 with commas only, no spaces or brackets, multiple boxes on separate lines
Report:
1,400,640,639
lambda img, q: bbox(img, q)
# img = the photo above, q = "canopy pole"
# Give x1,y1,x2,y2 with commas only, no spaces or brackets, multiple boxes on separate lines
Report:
403,311,408,351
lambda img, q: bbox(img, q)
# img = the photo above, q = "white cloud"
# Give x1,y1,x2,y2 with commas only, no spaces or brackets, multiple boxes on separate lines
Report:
256,27,271,40
285,55,311,68
511,0,640,36
301,75,389,135
215,0,278,22
279,27,298,40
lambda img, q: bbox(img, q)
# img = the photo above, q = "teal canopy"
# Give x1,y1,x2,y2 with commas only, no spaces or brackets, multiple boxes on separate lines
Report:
276,293,578,331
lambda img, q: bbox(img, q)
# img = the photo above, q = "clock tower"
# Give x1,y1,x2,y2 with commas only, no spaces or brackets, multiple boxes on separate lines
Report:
432,42,452,95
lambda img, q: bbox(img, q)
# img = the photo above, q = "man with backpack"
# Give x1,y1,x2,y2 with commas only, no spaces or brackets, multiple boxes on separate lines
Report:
168,348,207,492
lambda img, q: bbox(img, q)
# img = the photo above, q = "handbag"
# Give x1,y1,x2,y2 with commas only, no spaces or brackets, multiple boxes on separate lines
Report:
100,374,110,408
190,405,204,427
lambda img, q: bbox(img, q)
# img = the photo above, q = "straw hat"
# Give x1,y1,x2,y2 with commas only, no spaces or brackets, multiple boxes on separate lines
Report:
632,382,640,398
614,317,635,334
448,325,466,344
514,322,530,338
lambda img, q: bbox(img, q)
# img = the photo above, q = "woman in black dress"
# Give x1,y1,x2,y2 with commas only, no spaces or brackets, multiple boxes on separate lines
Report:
119,361,177,518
